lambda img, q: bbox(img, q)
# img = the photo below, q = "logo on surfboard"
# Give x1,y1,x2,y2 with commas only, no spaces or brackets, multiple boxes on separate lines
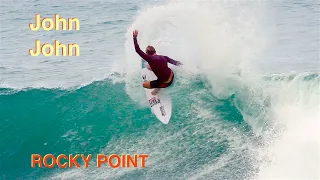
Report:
160,106,166,116
142,74,146,81
149,97,160,107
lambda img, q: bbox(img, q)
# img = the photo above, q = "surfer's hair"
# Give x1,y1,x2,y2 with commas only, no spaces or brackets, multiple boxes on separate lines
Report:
146,46,156,55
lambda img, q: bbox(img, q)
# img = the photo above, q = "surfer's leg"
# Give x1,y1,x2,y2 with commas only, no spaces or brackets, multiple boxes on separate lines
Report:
150,76,173,95
158,73,174,88
143,81,160,95
143,81,152,89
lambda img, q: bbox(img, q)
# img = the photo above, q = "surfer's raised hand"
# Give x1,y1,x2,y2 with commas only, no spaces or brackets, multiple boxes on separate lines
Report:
133,30,138,38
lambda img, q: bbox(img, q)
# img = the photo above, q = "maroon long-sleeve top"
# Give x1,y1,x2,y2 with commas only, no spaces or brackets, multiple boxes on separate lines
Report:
134,37,178,82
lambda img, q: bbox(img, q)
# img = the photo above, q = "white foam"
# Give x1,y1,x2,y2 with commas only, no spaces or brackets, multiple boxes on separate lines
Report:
253,74,320,179
123,0,268,101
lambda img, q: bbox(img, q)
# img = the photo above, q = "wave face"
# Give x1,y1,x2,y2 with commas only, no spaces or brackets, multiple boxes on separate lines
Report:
1,0,319,179
1,73,319,179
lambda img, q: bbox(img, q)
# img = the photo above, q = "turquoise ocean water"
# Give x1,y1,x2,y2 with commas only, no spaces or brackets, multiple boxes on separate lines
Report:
0,0,319,179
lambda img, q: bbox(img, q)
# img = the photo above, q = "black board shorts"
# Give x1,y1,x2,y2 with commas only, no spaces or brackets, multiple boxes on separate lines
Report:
150,72,174,88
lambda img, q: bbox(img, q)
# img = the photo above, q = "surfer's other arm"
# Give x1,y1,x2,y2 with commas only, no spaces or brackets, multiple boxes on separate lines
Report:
165,56,183,66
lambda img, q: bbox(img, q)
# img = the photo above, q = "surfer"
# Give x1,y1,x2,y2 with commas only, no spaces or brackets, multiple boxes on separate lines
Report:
133,30,182,95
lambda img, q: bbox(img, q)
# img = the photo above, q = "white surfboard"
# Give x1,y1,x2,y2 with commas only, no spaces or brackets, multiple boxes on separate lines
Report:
141,60,172,124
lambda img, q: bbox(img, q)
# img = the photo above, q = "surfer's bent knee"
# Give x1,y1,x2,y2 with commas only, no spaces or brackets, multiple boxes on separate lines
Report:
143,81,152,89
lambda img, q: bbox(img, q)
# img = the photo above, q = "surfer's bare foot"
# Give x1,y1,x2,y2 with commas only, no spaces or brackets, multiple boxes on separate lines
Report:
151,88,160,95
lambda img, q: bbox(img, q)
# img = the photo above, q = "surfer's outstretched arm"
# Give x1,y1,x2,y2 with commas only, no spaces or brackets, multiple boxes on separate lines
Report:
133,30,151,62
165,56,183,66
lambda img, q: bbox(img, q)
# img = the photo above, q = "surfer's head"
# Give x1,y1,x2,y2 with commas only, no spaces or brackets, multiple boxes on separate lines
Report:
146,46,156,55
